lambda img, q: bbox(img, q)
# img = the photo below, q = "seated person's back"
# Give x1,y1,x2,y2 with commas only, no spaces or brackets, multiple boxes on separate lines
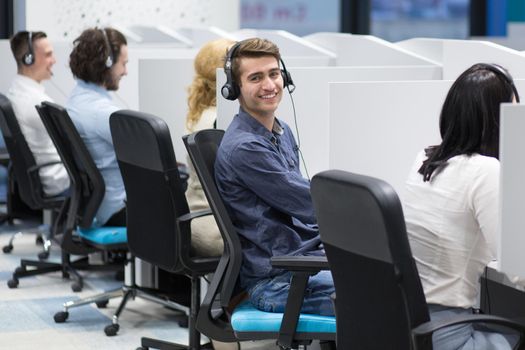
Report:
403,63,520,350
7,31,69,196
66,27,128,227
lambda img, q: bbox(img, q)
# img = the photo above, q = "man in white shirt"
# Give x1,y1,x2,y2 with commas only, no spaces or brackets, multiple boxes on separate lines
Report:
7,31,69,196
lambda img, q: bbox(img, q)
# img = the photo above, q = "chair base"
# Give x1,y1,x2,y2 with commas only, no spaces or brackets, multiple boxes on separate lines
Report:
139,336,213,350
103,285,190,336
7,255,123,292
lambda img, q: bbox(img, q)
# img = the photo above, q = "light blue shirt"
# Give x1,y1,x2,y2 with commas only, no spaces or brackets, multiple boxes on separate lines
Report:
66,80,125,226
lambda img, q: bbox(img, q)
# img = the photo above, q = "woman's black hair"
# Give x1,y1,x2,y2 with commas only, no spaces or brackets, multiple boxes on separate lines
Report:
419,63,517,181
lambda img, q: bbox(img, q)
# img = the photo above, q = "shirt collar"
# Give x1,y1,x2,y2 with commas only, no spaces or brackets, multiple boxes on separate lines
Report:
77,79,112,98
13,74,46,94
237,107,284,141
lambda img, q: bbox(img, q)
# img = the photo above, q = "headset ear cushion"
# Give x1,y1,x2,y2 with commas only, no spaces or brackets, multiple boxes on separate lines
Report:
221,83,240,100
23,53,34,65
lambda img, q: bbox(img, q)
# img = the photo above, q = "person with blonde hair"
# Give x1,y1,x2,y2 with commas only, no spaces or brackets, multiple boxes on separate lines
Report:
185,38,234,257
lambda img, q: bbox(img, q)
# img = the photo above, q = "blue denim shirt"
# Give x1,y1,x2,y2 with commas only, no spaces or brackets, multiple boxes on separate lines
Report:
215,108,323,290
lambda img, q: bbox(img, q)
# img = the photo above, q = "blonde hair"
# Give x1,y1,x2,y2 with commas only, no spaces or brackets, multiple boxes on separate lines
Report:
186,38,234,131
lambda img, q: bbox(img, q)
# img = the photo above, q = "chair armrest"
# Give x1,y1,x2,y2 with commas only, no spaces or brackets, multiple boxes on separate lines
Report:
27,161,63,174
178,209,213,223
270,255,329,272
412,314,525,349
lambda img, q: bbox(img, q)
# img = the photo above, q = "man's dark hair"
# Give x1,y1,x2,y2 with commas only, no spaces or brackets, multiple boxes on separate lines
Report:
69,27,127,86
10,31,47,69
419,63,516,181
230,38,281,83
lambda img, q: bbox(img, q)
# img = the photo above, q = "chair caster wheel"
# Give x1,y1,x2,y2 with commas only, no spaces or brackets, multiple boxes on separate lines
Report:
71,282,82,292
54,311,69,323
178,317,189,328
7,278,19,288
14,266,26,274
38,251,49,260
104,323,119,336
96,300,109,308
2,244,13,253
35,235,44,245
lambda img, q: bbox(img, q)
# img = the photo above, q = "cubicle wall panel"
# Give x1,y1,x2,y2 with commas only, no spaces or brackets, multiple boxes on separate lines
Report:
442,40,525,80
328,80,451,198
499,103,525,279
139,58,195,161
303,32,439,67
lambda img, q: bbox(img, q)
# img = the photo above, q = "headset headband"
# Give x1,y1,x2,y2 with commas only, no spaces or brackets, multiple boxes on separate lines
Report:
22,31,34,66
100,28,114,68
482,63,520,103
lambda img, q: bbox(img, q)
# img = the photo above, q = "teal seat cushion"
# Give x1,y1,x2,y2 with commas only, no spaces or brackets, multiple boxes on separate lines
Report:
77,226,127,245
231,300,336,334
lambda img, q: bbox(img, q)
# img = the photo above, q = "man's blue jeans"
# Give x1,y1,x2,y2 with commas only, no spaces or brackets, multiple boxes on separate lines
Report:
248,270,335,316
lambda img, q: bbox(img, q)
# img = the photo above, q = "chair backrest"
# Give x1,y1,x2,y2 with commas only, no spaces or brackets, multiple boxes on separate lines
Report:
110,110,190,273
0,93,45,208
183,129,241,342
37,101,104,229
311,170,430,349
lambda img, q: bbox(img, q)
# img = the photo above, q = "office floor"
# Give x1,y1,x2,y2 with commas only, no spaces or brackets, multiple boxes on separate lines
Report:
0,219,291,350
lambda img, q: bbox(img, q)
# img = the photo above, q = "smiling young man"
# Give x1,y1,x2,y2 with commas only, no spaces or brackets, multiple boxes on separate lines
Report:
215,38,335,316
7,31,70,196
66,27,128,227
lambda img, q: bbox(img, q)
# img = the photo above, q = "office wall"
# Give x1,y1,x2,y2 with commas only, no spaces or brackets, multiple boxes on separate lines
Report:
15,0,240,40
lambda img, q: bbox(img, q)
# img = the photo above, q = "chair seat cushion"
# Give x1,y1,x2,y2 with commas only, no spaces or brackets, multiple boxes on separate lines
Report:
231,300,336,334
77,226,127,245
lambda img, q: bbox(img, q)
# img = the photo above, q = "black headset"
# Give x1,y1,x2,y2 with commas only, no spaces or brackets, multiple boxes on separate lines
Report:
100,28,114,69
481,63,520,103
221,40,295,100
22,31,34,66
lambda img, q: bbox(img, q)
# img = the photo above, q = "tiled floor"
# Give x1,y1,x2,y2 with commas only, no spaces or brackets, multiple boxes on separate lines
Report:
0,219,296,350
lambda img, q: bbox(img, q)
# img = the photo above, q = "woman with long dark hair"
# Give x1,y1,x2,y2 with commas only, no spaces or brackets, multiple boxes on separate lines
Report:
404,63,520,349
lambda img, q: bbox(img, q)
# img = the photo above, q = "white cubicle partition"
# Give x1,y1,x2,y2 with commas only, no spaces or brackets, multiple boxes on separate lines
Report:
304,32,439,67
217,65,442,176
138,58,195,162
328,80,448,198
232,29,336,66
499,103,525,279
329,79,525,200
442,40,525,80
177,26,237,47
120,25,193,47
395,38,445,64
120,46,197,111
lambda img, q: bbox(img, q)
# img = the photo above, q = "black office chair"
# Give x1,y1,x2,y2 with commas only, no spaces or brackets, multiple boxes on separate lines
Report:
15,101,128,294
311,169,525,349
0,93,68,282
110,110,219,349
183,129,336,350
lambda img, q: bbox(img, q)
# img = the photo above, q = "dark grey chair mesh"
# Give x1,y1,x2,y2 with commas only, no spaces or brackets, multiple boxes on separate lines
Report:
0,93,68,288
110,110,219,349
